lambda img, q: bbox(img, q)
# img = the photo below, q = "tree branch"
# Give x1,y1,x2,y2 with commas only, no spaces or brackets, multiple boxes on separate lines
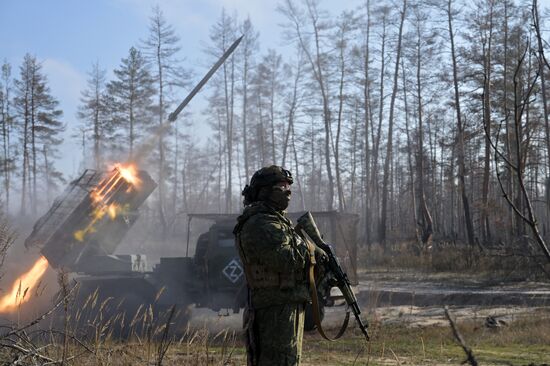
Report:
444,306,478,366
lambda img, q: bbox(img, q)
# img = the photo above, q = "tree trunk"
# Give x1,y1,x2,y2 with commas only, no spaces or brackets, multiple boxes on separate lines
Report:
42,145,51,205
311,16,335,211
1,64,11,211
291,118,306,210
223,51,235,213
93,65,101,171
172,120,179,220
448,0,475,247
282,54,302,167
350,104,359,211
257,90,266,166
269,63,277,165
534,0,550,229
30,65,37,214
335,24,347,212
380,0,407,246
20,86,29,216
481,0,495,244
362,0,373,246
401,59,421,247
156,40,168,236
371,9,388,242
129,97,134,160
414,21,433,248
242,44,250,180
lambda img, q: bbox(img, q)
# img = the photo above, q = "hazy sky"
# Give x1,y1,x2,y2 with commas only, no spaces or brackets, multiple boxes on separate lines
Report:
0,0,363,178
0,0,548,177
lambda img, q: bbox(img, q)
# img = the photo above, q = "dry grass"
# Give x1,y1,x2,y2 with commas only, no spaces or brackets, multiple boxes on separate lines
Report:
2,247,550,365
2,225,549,364
300,310,550,365
1,302,550,365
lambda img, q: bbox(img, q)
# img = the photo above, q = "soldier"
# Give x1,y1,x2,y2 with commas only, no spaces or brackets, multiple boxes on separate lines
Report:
234,165,312,366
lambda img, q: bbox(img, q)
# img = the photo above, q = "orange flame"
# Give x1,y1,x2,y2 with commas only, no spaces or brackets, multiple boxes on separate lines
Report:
0,256,49,313
107,203,118,219
73,163,140,242
115,163,141,189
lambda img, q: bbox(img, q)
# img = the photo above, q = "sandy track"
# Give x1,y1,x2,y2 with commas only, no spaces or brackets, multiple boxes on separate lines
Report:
188,271,550,332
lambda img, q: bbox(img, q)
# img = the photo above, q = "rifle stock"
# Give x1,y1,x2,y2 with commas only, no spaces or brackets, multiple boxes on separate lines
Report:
296,212,370,341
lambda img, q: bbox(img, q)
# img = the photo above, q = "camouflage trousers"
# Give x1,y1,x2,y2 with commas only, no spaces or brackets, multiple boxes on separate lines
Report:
244,302,305,366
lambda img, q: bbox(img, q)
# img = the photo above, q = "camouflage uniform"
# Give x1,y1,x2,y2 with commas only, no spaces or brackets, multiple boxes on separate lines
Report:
234,167,311,366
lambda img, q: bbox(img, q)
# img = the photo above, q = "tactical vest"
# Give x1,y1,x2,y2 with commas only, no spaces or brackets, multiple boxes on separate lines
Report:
234,203,310,308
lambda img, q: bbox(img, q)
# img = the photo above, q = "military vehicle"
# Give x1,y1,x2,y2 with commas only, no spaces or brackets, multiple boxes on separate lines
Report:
25,166,359,331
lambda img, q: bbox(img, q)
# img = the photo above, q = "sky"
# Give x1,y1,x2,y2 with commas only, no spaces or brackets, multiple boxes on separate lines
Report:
1,0,549,178
0,0,364,178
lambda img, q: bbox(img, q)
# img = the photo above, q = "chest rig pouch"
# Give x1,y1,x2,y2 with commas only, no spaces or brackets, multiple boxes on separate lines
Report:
235,207,306,290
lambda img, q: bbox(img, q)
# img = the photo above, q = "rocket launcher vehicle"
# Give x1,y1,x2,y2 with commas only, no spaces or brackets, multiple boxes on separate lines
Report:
25,166,157,272
23,36,244,274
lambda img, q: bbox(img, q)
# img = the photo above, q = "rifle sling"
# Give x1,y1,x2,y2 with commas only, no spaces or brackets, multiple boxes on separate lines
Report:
304,234,350,341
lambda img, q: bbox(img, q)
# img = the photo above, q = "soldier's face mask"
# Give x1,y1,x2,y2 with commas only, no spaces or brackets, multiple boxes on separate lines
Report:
268,181,292,210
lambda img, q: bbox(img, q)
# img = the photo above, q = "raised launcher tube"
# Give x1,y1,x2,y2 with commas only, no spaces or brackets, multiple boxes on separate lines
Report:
25,166,157,272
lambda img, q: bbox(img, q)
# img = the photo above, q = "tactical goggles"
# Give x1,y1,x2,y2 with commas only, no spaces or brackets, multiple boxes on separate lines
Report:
281,168,292,180
273,181,291,192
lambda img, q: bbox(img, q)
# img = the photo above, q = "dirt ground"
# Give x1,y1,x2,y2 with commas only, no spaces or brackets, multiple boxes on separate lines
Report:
180,269,550,365
189,269,550,330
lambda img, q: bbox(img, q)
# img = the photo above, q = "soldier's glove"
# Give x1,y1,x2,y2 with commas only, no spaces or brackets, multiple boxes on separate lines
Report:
314,245,328,263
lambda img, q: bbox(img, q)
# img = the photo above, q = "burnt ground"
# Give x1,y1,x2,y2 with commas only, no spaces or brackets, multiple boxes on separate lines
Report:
189,270,550,331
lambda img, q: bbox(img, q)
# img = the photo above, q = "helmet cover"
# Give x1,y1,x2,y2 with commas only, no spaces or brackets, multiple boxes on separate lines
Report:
242,165,293,205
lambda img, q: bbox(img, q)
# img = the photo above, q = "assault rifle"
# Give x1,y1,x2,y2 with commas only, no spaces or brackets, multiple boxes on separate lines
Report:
295,212,370,341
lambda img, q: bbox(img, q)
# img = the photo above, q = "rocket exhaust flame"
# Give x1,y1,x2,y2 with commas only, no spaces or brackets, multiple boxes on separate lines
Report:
0,256,49,313
24,161,156,272
74,163,140,242
115,163,141,189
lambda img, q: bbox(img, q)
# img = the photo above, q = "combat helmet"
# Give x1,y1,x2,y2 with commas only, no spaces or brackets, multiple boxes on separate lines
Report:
242,165,293,205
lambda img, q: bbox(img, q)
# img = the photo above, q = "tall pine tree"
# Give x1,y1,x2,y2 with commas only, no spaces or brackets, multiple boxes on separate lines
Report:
13,54,64,214
142,6,189,235
0,61,15,211
77,62,111,170
107,47,155,160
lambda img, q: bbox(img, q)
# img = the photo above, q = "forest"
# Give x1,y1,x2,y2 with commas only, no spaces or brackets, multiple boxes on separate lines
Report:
1,0,550,364
2,0,550,261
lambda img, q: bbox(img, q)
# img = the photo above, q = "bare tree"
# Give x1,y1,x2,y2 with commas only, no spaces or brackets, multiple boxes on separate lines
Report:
332,10,357,212
486,45,550,263
533,0,550,186
205,9,238,213
239,17,259,180
380,0,407,245
142,5,187,231
282,50,307,210
401,58,421,246
408,2,435,250
478,0,496,244
359,0,375,245
370,4,391,241
77,62,109,171
278,0,336,211
445,0,475,247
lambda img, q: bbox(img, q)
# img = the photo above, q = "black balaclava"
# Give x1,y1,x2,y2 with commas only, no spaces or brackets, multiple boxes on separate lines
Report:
258,185,291,211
